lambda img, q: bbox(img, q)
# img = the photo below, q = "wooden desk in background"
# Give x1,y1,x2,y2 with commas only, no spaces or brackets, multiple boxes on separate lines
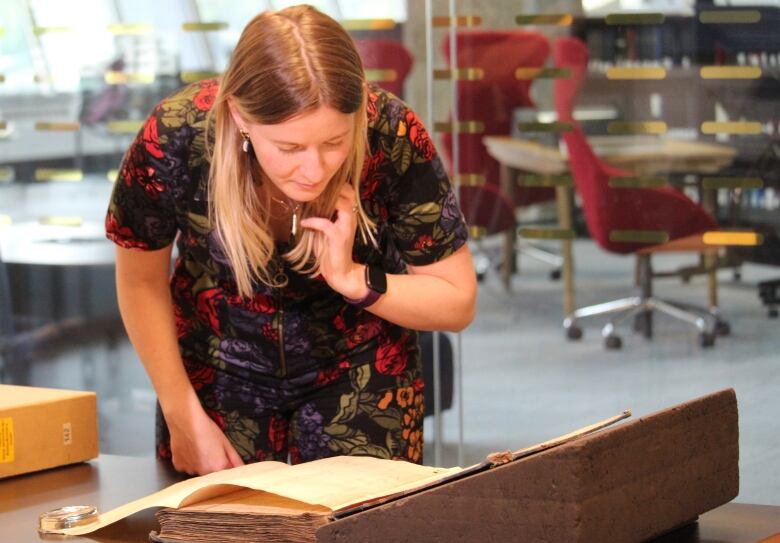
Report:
483,135,738,315
1,455,778,543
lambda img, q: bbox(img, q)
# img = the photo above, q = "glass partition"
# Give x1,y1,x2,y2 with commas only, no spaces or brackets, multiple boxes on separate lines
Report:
1,0,778,506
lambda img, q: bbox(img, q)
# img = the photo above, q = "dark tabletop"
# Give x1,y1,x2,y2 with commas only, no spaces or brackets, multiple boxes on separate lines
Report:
1,455,778,543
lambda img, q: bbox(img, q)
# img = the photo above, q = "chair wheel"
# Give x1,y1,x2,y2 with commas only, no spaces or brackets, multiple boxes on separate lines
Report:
715,320,731,336
681,274,691,284
549,269,561,281
700,333,716,348
769,308,778,319
476,271,486,283
604,335,622,350
566,326,583,341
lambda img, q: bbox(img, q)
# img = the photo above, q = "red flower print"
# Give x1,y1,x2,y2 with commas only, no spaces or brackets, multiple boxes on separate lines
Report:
105,212,149,249
142,116,164,158
173,305,193,339
193,80,218,111
360,149,385,200
157,442,172,459
289,446,301,465
375,339,408,376
195,288,223,335
172,275,194,305
347,319,383,349
333,312,347,333
413,377,424,393
315,359,351,386
268,415,289,453
367,90,379,122
261,322,279,342
227,293,276,314
186,362,215,392
205,408,225,430
404,110,435,160
414,235,434,251
315,367,340,386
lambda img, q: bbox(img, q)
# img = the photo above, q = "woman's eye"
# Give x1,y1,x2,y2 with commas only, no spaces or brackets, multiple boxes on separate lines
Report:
279,147,299,154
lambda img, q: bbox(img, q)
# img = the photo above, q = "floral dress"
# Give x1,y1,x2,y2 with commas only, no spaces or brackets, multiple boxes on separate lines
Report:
106,80,468,465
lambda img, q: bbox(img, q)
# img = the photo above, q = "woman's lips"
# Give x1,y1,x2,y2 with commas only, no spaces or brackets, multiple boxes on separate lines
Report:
291,181,320,191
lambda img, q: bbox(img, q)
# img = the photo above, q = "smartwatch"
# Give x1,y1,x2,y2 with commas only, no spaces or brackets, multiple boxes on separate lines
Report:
344,264,387,309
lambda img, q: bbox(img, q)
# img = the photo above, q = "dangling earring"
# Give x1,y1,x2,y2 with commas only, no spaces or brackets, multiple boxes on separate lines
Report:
240,129,253,154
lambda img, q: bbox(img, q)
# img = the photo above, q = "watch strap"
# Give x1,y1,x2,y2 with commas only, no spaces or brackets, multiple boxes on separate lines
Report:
343,288,382,309
343,265,384,309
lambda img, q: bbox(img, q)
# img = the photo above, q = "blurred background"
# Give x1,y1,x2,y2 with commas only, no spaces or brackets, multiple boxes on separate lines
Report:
1,0,779,504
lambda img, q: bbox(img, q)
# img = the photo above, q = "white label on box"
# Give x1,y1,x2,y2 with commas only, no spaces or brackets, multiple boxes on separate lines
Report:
0,417,13,462
63,422,72,446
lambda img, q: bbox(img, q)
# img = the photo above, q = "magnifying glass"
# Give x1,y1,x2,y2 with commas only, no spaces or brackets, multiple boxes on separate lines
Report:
38,505,99,534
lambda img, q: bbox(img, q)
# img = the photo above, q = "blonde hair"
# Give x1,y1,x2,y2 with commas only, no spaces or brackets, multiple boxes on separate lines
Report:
207,5,373,297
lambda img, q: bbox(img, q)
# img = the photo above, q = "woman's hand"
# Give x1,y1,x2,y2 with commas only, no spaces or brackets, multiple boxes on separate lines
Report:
166,403,244,476
300,184,368,299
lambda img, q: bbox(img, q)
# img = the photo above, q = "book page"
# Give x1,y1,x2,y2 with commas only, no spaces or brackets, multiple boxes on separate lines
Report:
225,456,462,511
54,457,460,536
55,460,290,535
172,488,332,515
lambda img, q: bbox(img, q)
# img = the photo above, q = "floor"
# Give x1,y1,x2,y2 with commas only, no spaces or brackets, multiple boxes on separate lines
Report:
11,239,780,506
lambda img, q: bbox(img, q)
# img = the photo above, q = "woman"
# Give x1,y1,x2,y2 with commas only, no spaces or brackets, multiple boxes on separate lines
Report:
107,5,476,476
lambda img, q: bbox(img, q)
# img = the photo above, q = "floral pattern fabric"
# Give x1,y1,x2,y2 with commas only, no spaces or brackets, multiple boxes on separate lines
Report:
106,80,468,464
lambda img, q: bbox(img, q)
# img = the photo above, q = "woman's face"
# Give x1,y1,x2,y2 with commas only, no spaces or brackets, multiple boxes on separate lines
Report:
235,105,354,203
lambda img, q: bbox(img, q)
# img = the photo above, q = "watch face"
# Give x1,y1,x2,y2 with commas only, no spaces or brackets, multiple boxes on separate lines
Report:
366,264,387,294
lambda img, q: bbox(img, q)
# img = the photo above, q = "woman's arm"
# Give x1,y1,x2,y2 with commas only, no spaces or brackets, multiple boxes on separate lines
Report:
115,245,243,475
301,185,477,332
354,244,476,332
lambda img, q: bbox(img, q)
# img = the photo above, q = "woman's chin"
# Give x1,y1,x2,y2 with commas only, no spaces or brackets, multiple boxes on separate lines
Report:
287,181,326,201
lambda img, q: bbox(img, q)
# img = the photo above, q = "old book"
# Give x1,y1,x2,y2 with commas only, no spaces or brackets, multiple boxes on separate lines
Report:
149,410,631,543
46,390,738,543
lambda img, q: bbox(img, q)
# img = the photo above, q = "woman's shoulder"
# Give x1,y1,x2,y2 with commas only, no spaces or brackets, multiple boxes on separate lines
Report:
142,79,218,173
366,84,414,140
153,78,219,131
365,85,436,168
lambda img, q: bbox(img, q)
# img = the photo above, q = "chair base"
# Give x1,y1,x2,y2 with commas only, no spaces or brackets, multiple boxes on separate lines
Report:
758,278,780,319
563,295,728,350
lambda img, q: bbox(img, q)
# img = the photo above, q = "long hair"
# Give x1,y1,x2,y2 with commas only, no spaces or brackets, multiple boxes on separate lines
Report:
207,5,372,297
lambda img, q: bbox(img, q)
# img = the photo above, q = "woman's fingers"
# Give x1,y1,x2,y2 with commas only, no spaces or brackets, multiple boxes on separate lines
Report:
300,217,338,238
224,440,245,468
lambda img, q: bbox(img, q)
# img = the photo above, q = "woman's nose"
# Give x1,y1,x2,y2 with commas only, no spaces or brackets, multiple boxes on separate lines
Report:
298,149,325,183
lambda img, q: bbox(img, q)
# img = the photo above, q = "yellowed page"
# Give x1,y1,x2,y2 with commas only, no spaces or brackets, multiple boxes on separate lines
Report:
53,457,460,536
56,461,290,535
224,456,461,511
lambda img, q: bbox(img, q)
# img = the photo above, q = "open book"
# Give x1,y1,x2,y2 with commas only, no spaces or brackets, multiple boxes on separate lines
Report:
47,411,630,542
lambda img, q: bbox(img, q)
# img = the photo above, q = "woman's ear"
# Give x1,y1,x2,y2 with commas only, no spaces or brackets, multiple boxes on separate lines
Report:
226,97,246,131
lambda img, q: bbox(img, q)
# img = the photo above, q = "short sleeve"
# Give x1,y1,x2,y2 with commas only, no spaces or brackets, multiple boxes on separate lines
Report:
384,106,469,266
105,108,179,250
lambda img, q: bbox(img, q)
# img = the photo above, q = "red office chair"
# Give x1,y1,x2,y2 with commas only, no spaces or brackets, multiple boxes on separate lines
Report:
554,37,727,348
439,31,563,281
441,31,552,206
354,39,413,98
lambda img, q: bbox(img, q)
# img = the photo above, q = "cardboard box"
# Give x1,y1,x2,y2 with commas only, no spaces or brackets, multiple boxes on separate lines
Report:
0,385,98,479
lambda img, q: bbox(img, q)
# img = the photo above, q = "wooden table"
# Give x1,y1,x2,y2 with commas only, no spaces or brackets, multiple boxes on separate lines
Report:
0,455,184,543
483,135,737,176
482,135,738,311
1,455,779,543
